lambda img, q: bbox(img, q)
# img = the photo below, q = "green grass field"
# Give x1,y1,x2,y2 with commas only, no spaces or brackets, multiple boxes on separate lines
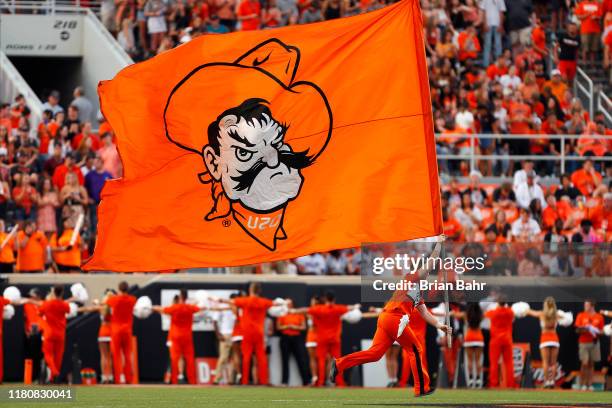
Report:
1,386,612,408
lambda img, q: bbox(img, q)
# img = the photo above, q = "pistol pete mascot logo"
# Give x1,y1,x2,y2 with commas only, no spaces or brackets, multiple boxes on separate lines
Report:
164,39,333,251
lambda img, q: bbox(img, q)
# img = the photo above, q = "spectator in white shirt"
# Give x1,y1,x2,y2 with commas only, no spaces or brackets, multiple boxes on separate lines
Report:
326,250,348,275
513,160,535,190
295,253,327,275
499,66,522,92
515,171,547,209
511,207,542,241
455,101,475,131
480,0,506,66
41,90,63,116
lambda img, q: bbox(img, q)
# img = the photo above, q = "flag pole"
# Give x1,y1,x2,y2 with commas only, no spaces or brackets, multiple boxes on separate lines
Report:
441,235,451,348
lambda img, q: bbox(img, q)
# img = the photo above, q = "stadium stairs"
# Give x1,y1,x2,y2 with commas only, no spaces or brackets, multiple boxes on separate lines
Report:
0,1,132,123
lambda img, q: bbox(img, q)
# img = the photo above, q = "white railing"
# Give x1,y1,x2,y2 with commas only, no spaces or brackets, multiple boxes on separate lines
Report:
598,91,612,127
0,50,44,129
0,0,101,14
574,67,594,118
84,8,133,65
435,133,612,175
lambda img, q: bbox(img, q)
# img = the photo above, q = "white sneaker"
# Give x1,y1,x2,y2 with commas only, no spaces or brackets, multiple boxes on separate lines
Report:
581,385,588,391
588,385,595,391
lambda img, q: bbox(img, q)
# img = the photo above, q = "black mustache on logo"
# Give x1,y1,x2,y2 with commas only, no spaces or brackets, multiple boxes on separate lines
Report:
231,150,312,192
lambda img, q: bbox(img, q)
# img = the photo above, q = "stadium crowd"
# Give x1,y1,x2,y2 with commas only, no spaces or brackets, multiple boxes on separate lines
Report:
0,0,611,273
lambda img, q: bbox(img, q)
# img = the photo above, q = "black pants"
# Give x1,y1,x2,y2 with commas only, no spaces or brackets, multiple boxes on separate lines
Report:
24,332,43,383
279,335,309,385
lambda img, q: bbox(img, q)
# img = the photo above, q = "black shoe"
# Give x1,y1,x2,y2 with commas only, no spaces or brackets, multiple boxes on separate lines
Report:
329,359,339,385
386,381,398,388
415,388,435,397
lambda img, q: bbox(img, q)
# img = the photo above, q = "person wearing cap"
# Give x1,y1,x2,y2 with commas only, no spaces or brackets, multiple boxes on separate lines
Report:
52,152,84,190
206,14,230,34
515,170,546,210
544,69,569,104
464,170,488,207
41,91,63,116
554,21,580,82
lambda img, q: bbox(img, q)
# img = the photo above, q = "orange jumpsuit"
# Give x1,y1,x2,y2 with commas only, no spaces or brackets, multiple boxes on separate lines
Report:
39,299,70,380
399,307,427,387
106,294,137,384
336,297,430,396
233,296,273,385
485,306,515,388
164,303,200,384
308,304,349,386
0,297,10,382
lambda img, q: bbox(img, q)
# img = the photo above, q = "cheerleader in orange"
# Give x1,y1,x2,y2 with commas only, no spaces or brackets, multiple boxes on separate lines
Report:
78,289,115,384
452,303,484,388
305,295,321,386
525,297,563,388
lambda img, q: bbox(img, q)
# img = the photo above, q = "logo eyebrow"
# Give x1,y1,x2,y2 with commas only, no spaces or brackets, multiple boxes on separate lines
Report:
227,128,255,147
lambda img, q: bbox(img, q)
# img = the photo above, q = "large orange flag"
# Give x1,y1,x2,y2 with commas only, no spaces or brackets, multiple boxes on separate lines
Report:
84,0,442,272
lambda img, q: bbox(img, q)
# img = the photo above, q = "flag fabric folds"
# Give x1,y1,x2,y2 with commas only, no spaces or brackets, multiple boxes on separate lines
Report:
84,0,442,272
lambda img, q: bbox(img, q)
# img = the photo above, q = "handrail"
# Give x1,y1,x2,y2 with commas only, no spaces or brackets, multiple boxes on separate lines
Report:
0,50,44,128
0,0,102,14
84,8,133,65
597,90,612,127
435,133,612,174
435,133,611,140
574,67,594,118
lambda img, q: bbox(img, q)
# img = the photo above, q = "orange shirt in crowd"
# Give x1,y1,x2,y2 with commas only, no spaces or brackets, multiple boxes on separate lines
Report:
163,303,200,340
238,0,261,30
307,304,349,343
508,102,532,135
485,305,514,343
71,133,101,151
575,1,603,34
39,298,70,340
542,80,568,104
589,203,612,233
107,294,137,334
571,168,602,197
278,313,306,336
0,232,15,263
24,302,42,335
50,229,81,267
52,164,84,189
0,297,9,335
16,230,48,271
443,217,463,240
575,311,604,343
233,296,273,335
532,24,546,55
457,31,481,61
486,64,508,80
